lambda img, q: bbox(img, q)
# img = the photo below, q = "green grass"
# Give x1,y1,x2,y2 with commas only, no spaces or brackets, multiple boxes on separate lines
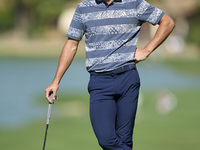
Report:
133,89,200,150
1,89,200,150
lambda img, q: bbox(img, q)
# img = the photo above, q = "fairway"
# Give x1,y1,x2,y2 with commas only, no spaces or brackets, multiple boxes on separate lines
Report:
0,89,199,150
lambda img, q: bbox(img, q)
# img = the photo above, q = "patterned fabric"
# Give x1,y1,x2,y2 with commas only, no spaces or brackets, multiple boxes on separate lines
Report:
66,0,165,72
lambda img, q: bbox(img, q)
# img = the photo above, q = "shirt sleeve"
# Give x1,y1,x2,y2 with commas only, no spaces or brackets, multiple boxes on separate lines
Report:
66,5,85,41
136,0,165,25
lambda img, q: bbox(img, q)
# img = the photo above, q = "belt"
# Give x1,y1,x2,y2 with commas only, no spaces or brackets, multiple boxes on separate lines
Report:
90,64,135,76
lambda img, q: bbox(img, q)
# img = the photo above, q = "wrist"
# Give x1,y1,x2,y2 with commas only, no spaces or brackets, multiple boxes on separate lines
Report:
52,79,60,85
143,47,153,57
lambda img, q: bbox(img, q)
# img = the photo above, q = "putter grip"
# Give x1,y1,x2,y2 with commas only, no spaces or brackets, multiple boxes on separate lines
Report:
49,92,53,104
46,92,53,124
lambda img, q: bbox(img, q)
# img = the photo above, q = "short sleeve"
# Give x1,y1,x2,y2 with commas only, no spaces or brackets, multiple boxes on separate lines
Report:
66,6,85,41
136,0,165,25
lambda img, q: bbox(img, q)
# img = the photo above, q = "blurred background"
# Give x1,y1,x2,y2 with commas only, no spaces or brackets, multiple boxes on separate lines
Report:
0,0,200,150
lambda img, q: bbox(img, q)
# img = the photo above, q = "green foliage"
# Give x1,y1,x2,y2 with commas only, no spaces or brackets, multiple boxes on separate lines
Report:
0,9,15,31
186,7,200,47
34,0,66,24
28,0,71,36
0,0,76,35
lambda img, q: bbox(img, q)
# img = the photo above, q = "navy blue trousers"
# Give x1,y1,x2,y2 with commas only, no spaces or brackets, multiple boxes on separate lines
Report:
88,68,140,150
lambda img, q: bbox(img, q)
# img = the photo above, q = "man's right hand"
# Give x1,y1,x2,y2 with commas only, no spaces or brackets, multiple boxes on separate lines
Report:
44,38,79,103
45,82,59,103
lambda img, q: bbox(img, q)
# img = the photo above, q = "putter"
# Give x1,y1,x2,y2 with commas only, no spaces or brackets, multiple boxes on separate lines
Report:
43,92,54,150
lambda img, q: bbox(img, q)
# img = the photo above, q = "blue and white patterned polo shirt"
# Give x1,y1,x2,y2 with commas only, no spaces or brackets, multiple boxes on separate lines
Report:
66,0,165,72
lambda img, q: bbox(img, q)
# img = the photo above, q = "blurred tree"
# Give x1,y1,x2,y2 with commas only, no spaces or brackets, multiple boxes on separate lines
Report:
0,0,76,35
29,0,70,35
0,0,15,31
186,7,200,47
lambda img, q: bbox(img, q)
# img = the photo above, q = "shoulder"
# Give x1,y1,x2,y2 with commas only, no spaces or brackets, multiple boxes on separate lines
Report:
78,0,98,8
76,0,100,15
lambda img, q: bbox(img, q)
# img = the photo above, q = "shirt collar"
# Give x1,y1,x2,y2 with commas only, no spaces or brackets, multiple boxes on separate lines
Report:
95,0,122,5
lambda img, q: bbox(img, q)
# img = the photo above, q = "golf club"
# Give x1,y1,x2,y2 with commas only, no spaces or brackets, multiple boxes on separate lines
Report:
43,91,54,150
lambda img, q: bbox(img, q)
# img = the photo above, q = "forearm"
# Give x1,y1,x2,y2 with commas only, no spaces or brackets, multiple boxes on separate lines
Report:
53,38,79,84
135,14,175,63
144,14,175,55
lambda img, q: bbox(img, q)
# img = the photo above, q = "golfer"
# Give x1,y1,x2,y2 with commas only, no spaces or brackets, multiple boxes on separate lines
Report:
45,0,175,149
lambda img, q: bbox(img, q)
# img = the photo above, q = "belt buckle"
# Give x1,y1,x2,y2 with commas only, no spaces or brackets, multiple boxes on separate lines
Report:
110,71,115,76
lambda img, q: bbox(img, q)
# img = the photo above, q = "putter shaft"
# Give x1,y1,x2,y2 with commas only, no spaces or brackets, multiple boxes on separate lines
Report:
43,93,53,150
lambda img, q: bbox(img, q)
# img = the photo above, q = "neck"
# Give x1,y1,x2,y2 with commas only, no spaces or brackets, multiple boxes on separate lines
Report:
105,0,113,4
